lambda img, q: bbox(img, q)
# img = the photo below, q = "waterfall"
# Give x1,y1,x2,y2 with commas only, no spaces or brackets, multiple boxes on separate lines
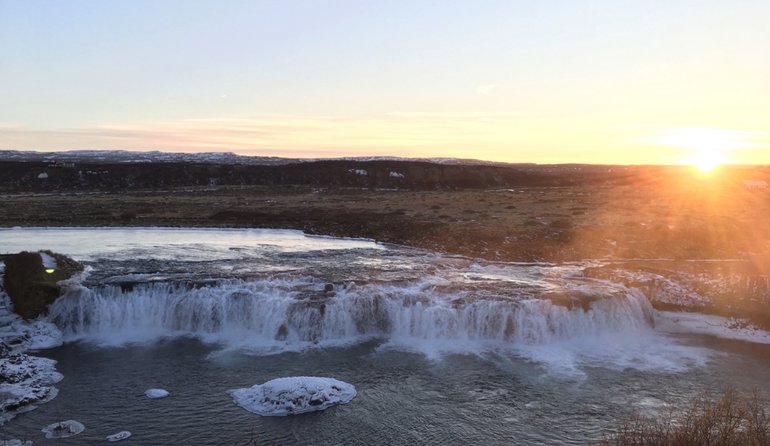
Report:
48,278,655,351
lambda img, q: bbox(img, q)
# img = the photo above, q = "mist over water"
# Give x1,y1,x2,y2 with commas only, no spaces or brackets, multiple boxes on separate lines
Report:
2,228,769,444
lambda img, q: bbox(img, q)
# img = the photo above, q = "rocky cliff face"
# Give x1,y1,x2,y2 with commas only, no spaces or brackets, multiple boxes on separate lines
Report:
2,251,83,319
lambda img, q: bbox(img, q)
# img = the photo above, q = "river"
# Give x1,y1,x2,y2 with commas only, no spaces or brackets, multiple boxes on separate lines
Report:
1,227,769,445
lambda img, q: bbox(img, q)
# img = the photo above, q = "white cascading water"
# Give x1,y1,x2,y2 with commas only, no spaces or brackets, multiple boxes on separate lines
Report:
47,276,655,352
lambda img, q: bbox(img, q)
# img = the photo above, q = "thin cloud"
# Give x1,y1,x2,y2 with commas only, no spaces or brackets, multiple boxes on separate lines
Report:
0,114,516,156
0,112,538,155
475,84,496,95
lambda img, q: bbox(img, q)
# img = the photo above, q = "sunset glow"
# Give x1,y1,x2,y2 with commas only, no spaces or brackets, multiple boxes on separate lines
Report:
1,1,769,164
690,150,722,173
649,127,768,169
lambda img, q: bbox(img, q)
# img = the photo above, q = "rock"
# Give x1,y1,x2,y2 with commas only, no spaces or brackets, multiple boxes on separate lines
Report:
2,251,83,319
275,324,289,341
0,352,63,417
0,283,64,422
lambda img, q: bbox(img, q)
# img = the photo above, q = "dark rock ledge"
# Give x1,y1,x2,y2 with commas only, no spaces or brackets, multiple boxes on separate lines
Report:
2,251,83,319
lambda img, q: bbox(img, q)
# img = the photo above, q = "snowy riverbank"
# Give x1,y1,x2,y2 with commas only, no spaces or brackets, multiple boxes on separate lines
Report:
0,261,64,426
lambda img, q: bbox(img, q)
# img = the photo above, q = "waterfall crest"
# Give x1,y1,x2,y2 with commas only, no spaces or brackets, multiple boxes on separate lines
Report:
48,278,655,351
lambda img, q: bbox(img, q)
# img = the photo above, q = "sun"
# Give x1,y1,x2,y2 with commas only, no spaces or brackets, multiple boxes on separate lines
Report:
650,127,748,172
689,149,722,173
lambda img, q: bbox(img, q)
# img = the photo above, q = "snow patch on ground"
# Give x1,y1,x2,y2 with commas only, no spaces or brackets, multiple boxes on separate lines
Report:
38,252,58,269
595,269,710,308
229,377,356,416
657,311,770,344
744,179,768,190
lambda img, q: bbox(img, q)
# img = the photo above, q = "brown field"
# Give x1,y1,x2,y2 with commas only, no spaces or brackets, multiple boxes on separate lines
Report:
2,175,769,266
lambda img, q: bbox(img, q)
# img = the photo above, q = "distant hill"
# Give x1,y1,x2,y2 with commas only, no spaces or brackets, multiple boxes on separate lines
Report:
0,149,300,165
0,149,517,167
1,150,766,192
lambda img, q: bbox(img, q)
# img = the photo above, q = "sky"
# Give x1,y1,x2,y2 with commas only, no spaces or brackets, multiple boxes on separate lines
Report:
1,0,768,164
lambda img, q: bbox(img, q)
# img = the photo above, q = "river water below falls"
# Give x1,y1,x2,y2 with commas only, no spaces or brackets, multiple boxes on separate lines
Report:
1,227,769,445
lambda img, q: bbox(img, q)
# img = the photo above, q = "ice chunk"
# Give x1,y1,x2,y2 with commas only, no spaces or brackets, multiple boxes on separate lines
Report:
42,420,85,438
106,430,132,442
145,388,170,399
1,440,33,446
229,376,356,416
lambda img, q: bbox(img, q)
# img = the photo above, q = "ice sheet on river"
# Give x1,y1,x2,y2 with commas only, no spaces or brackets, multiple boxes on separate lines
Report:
229,377,356,416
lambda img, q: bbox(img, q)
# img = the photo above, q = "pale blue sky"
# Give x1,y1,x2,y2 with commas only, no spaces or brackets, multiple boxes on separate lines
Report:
1,0,768,163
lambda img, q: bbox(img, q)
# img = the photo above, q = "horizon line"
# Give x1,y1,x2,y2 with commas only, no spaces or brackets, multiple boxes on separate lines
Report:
2,148,769,168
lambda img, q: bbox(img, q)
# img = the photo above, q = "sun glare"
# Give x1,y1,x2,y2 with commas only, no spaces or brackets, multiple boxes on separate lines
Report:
650,127,760,172
689,150,721,173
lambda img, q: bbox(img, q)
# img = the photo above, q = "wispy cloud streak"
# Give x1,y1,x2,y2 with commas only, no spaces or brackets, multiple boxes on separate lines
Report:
0,112,537,159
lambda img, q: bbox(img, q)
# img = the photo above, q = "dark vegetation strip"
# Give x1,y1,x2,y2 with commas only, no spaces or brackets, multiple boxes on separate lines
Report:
601,389,770,446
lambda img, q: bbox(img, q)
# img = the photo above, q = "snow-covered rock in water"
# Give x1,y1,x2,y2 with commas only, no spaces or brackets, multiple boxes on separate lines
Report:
229,376,356,416
0,353,63,424
1,318,63,352
145,388,170,399
0,283,63,424
106,430,132,442
2,251,84,319
42,420,85,438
